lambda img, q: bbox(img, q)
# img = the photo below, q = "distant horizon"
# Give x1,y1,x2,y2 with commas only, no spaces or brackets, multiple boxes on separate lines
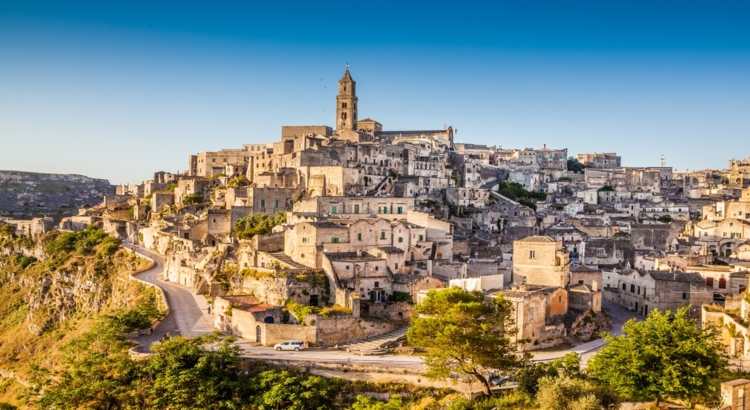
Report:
2,1,749,184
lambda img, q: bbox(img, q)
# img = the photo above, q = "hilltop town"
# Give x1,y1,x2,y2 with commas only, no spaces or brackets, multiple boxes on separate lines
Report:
4,68,750,360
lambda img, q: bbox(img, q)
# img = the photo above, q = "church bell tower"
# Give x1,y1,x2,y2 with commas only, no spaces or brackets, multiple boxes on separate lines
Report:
336,65,357,132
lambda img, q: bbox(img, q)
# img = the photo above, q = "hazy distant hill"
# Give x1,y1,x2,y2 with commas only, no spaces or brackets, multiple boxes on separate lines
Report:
0,170,114,220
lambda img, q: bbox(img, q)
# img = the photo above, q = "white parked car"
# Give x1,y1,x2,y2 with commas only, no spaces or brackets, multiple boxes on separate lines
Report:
274,340,305,351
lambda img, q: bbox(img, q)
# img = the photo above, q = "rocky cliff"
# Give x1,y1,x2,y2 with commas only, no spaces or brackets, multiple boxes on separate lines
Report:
0,170,114,219
0,228,156,406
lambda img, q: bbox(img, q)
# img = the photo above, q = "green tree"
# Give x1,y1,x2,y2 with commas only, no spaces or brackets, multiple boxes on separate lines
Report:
588,307,727,407
567,157,587,174
406,287,530,396
516,353,583,396
34,315,145,409
657,214,672,223
350,394,403,410
145,334,249,409
250,369,343,410
233,212,287,240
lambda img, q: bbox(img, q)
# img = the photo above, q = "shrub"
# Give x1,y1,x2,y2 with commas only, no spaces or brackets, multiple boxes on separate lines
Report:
44,225,120,257
318,304,351,318
389,291,413,303
0,224,16,237
182,193,205,205
233,212,286,240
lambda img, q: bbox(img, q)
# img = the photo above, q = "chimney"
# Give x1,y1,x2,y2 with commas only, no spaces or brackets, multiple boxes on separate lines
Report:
356,249,362,257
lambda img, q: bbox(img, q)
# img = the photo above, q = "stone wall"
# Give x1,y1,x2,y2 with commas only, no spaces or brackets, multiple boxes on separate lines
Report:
569,289,601,313
240,276,324,306
364,301,414,321
314,315,399,346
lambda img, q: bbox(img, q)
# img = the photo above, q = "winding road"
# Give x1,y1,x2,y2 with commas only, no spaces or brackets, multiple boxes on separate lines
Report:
124,244,638,367
124,245,213,348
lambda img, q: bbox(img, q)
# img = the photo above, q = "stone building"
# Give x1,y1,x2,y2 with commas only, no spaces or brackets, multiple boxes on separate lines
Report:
577,153,621,168
514,146,568,170
603,269,712,316
495,285,568,350
569,265,603,288
512,236,570,287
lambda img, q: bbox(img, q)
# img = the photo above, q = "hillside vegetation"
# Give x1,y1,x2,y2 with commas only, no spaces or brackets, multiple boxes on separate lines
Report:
0,226,160,406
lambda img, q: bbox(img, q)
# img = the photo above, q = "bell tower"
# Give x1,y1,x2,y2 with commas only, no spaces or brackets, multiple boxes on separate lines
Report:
336,65,357,132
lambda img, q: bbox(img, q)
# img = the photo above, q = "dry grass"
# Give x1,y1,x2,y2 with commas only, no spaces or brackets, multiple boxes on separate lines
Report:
0,247,154,407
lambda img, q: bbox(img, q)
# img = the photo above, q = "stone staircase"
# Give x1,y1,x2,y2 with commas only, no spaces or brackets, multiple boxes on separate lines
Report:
267,252,310,270
337,327,409,354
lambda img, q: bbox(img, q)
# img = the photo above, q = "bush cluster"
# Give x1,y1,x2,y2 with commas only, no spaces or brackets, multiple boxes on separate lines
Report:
233,212,286,240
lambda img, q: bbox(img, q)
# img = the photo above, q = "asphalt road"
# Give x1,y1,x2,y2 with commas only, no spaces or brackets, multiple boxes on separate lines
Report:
125,244,213,350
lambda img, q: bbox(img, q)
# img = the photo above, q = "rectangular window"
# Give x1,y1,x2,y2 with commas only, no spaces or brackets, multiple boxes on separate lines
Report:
529,250,536,259
302,237,309,243
331,205,337,214
274,199,279,208
374,282,380,288
380,231,386,240
630,284,635,293
354,204,360,213
331,237,339,243
395,263,399,269
357,233,362,241
418,234,424,241
706,277,714,287
260,199,265,208
397,206,403,214
597,249,606,257
398,237,403,243
622,283,626,291
682,292,688,300
529,307,535,320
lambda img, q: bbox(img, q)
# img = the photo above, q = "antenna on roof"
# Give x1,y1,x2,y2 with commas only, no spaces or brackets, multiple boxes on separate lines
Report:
660,152,666,167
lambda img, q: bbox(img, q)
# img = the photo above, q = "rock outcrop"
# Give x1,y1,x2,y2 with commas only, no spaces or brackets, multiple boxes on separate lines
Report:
0,170,114,219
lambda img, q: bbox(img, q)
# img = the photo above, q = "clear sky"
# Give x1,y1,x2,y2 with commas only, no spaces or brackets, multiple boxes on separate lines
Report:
1,1,749,184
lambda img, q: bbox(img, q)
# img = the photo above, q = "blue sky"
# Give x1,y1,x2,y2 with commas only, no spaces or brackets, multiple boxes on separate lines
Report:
1,1,749,184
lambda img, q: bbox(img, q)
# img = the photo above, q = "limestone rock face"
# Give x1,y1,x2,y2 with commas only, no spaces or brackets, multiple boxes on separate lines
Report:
0,241,140,336
0,170,114,219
